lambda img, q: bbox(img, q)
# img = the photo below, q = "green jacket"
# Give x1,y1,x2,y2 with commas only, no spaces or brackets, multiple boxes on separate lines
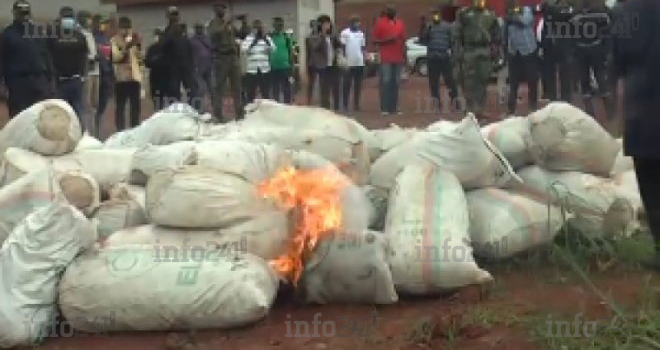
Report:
454,7,501,54
270,31,293,70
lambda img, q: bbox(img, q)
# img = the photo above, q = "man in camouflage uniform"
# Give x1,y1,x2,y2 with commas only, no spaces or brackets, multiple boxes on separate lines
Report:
454,0,501,118
208,3,244,121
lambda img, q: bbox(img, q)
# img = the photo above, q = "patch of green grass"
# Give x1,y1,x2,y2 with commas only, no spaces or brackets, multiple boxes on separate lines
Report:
520,227,660,350
461,305,523,328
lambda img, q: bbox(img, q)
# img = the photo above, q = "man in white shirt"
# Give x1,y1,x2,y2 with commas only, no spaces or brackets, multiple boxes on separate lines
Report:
77,11,99,132
240,19,274,103
340,14,366,112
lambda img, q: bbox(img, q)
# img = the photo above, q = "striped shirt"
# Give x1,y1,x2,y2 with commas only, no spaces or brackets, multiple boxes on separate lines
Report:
240,34,275,74
504,6,537,56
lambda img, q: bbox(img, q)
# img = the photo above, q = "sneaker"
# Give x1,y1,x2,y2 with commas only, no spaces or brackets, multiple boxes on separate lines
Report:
396,110,403,115
381,111,390,116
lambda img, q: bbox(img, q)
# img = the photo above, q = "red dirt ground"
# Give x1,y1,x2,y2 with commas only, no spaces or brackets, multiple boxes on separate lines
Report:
3,76,648,350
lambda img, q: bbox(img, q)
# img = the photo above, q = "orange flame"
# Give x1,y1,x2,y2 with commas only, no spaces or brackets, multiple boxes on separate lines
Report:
258,166,349,284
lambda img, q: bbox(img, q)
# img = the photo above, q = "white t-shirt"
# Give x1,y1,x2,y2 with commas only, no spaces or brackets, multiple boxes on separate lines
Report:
340,28,365,67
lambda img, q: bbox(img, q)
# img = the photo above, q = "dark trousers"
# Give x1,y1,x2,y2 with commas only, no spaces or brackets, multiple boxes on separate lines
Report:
6,74,53,117
575,45,611,117
319,66,340,111
245,70,271,104
164,71,184,104
507,52,539,114
575,46,609,97
94,79,113,138
427,56,458,110
541,45,573,102
192,68,213,113
306,66,319,105
271,68,292,104
114,81,141,131
633,158,660,252
343,66,364,110
379,63,402,113
57,77,85,131
213,56,243,121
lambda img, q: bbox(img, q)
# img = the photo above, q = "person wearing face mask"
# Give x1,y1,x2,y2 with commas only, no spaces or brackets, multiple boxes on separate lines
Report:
145,28,168,111
190,22,213,113
372,5,406,116
240,19,274,103
0,0,56,117
208,2,243,121
454,0,501,120
420,7,457,112
111,16,143,131
91,15,113,137
48,6,90,130
503,0,538,115
340,14,366,112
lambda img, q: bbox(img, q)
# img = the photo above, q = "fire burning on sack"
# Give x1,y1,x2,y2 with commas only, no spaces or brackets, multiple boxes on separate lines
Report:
258,166,350,284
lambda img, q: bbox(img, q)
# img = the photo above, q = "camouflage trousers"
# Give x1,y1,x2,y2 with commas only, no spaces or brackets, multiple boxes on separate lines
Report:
461,56,493,116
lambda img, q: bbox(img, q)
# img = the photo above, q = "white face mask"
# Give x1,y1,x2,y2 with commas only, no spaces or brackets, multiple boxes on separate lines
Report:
60,18,76,29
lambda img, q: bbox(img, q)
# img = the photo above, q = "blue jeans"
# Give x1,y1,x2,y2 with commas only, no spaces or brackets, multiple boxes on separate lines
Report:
57,77,85,131
379,63,402,113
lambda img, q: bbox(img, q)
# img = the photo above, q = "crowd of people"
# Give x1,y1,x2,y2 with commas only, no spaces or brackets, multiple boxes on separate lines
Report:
0,0,640,135
415,0,625,129
0,1,307,136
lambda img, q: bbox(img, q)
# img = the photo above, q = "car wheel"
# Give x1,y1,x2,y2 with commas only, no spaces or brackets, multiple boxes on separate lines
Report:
416,58,428,77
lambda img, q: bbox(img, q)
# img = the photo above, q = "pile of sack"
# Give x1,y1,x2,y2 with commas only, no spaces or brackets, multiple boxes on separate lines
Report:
0,99,642,348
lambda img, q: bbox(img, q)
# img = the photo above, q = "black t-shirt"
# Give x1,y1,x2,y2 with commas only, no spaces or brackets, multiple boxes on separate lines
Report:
48,26,88,77
0,21,52,79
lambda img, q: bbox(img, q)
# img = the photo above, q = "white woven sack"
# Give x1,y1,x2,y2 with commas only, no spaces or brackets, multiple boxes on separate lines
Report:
0,99,81,156
516,166,638,238
0,201,96,348
527,102,620,176
58,246,278,331
385,161,493,295
466,188,563,259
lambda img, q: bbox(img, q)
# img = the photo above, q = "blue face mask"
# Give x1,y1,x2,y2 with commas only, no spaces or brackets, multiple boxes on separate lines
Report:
60,18,76,29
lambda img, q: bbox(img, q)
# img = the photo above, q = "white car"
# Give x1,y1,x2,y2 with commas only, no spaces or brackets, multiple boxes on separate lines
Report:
406,35,506,81
405,37,428,76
